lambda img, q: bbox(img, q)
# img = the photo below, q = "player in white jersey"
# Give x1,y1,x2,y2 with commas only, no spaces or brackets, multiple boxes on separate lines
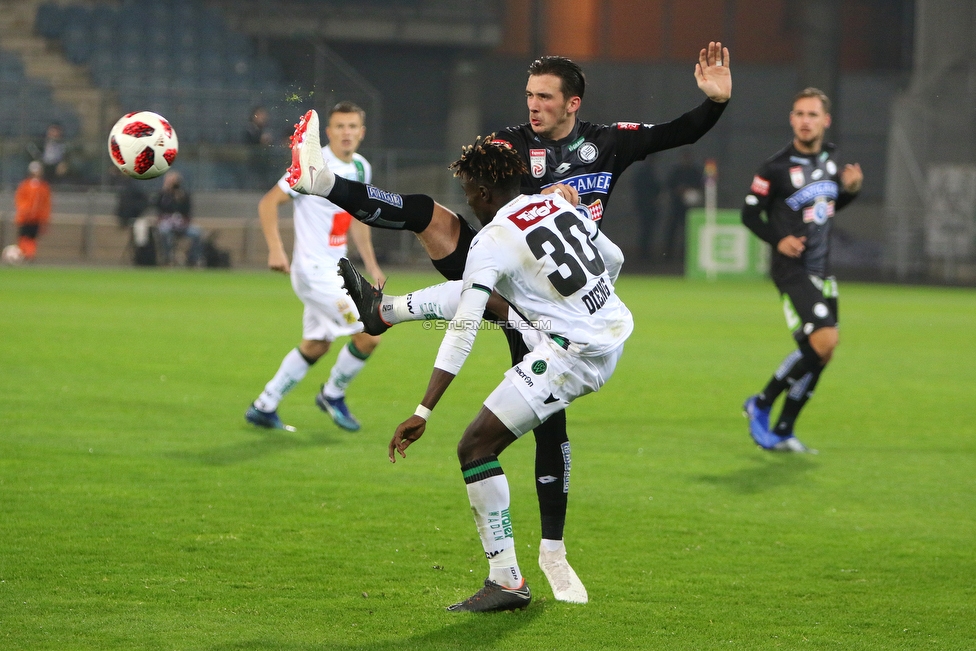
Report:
374,136,632,611
245,102,385,432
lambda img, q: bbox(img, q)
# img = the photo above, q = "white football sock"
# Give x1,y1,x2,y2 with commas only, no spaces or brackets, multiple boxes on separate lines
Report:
466,474,523,589
541,539,565,552
254,348,310,412
380,280,463,325
322,343,368,399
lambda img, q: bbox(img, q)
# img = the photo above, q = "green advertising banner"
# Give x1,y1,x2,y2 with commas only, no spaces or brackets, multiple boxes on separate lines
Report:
685,208,769,280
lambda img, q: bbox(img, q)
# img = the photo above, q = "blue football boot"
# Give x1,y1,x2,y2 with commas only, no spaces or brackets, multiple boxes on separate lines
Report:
316,388,361,432
245,405,296,432
742,395,775,449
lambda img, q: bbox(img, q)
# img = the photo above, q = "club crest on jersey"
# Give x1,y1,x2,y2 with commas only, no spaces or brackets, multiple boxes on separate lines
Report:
802,198,835,225
577,142,599,163
790,166,805,188
530,149,546,178
509,198,556,230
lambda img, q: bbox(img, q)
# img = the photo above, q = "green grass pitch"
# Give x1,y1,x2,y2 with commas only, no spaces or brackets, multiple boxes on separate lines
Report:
1,266,974,650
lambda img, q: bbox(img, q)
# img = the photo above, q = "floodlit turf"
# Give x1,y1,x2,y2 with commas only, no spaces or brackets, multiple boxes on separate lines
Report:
1,266,974,650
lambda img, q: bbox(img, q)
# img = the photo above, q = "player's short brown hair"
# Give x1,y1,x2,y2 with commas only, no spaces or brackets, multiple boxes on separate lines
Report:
793,88,831,114
329,101,365,123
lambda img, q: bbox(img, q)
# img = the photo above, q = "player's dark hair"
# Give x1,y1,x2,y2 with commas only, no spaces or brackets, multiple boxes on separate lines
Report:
528,56,585,100
329,101,366,123
449,134,527,193
793,87,831,114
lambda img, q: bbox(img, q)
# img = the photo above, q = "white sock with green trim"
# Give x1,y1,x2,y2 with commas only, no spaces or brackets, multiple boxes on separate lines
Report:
462,458,522,589
255,348,309,412
323,343,368,399
380,280,463,325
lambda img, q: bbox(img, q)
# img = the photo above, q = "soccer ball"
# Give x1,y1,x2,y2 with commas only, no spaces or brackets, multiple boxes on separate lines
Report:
2,244,24,265
107,111,179,179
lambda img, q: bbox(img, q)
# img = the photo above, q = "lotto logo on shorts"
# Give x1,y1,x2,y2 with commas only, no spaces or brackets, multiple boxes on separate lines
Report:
751,175,770,196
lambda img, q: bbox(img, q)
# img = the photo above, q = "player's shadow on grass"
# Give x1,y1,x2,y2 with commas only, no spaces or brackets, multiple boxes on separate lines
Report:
168,427,345,466
697,454,818,494
213,605,542,651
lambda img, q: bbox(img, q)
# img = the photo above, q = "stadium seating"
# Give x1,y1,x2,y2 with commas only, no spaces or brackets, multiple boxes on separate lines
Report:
0,50,81,145
34,0,289,148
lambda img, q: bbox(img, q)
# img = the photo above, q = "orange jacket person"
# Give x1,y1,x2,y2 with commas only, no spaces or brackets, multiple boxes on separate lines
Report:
15,161,52,260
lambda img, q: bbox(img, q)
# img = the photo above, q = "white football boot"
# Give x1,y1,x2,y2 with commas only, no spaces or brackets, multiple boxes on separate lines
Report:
538,541,588,604
286,109,335,196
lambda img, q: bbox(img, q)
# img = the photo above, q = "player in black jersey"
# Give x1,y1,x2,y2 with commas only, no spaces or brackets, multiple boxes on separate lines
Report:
741,88,863,453
286,43,731,602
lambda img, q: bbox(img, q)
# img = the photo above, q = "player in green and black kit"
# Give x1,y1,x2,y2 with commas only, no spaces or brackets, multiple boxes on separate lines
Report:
741,88,863,453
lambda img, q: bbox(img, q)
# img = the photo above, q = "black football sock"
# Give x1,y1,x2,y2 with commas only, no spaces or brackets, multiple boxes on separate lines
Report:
756,341,820,409
326,176,434,232
533,410,570,541
773,364,825,437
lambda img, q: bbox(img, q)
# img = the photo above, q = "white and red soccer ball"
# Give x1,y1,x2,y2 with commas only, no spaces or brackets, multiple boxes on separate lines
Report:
2,244,25,265
107,111,179,179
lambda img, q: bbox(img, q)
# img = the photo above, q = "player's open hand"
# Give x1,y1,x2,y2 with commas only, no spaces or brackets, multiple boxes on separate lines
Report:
695,42,731,103
389,415,427,463
268,248,290,273
841,163,863,194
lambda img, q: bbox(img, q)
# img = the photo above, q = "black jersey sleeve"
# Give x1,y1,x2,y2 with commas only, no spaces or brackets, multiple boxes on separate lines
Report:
740,163,779,246
613,99,728,166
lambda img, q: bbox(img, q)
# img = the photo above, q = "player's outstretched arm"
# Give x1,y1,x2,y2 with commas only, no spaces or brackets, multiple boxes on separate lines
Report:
694,41,731,103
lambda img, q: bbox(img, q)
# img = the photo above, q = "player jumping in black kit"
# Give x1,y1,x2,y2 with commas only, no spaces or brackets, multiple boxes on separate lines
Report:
286,43,731,602
741,88,863,453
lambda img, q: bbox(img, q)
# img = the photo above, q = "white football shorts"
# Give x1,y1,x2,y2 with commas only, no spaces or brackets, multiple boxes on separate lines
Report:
291,265,364,342
484,336,624,437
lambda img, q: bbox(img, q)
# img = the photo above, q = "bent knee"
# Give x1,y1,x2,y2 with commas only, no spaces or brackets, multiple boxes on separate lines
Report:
809,327,839,363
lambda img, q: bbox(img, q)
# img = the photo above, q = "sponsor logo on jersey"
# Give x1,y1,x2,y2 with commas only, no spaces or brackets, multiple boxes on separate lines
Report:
751,175,770,196
514,365,534,387
577,142,599,163
582,277,612,315
530,148,546,178
790,166,805,188
786,180,839,211
554,162,572,175
811,168,824,180
802,198,835,225
531,360,547,374
490,138,513,149
508,198,556,230
556,171,613,196
826,160,837,175
616,121,640,130
567,136,585,151
329,211,352,247
790,156,811,165
366,185,403,208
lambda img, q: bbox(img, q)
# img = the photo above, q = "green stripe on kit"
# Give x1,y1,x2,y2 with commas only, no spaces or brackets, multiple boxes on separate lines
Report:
346,341,370,360
462,458,503,483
